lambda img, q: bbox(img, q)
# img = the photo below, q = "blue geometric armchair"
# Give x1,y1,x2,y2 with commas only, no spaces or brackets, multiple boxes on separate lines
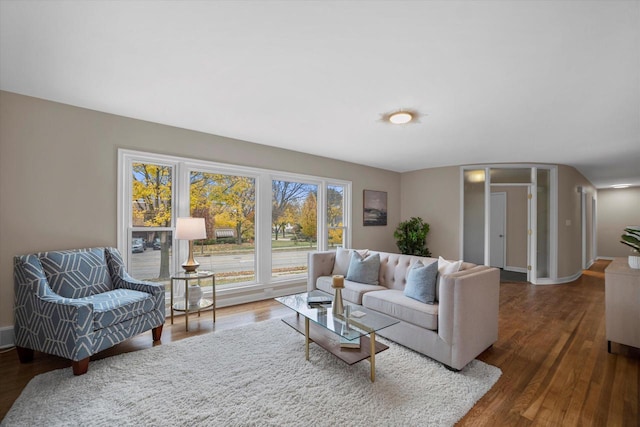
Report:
14,247,165,375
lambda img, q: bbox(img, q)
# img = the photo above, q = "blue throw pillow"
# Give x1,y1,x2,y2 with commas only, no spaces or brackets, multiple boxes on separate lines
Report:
403,261,438,304
346,252,380,285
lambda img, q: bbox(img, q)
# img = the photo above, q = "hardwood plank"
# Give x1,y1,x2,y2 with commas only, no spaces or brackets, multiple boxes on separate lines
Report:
1,260,638,425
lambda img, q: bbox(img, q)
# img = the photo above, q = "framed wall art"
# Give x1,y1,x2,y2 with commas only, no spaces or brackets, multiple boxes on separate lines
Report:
363,190,387,226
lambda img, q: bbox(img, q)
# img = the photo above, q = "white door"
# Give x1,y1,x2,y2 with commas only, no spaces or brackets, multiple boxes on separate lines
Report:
490,192,506,268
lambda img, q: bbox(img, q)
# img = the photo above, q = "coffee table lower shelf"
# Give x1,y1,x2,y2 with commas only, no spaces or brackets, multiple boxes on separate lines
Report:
281,314,389,366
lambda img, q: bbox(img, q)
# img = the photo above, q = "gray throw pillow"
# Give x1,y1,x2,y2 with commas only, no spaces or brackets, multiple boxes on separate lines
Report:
403,261,438,304
346,252,380,285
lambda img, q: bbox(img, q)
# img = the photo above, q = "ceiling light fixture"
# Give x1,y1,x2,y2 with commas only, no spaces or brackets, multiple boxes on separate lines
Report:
380,109,423,125
612,184,631,189
388,111,413,124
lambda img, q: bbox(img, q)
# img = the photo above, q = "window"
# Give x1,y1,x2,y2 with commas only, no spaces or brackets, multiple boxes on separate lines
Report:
119,150,351,297
327,184,346,249
271,180,318,280
190,171,256,285
127,162,175,288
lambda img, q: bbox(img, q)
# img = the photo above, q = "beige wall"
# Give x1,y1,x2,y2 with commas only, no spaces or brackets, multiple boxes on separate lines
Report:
403,164,597,281
400,166,460,259
557,165,596,278
597,187,640,258
0,91,401,328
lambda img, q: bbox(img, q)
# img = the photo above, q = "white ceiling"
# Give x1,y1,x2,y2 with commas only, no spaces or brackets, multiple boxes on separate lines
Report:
1,1,639,188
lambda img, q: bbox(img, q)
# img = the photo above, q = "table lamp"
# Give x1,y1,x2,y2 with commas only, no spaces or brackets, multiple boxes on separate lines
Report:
175,217,207,273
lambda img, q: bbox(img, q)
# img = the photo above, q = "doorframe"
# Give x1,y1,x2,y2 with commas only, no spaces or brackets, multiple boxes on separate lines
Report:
460,164,558,285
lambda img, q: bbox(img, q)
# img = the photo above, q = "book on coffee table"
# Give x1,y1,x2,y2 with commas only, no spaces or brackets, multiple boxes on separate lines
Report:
340,335,361,349
307,295,332,306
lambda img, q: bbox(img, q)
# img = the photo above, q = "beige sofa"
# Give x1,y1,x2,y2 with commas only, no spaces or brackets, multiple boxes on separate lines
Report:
307,249,500,371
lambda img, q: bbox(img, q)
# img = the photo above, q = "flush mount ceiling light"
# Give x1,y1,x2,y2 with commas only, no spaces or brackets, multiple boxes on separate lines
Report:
389,111,413,124
612,184,631,189
380,109,423,125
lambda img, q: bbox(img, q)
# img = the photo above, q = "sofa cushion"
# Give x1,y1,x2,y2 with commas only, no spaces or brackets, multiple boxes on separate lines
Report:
362,289,438,331
438,256,462,275
346,252,380,285
316,276,386,304
332,248,369,276
403,261,438,304
332,247,351,276
39,248,113,298
82,289,155,330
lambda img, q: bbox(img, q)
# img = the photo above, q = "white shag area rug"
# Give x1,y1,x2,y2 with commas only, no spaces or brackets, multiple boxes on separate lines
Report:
3,319,501,427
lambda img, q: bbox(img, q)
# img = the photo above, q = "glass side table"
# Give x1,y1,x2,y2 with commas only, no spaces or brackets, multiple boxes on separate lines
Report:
170,270,216,331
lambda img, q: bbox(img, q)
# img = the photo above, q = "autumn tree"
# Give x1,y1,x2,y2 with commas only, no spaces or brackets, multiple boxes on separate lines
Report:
190,172,255,245
132,163,172,279
299,192,317,244
272,180,315,240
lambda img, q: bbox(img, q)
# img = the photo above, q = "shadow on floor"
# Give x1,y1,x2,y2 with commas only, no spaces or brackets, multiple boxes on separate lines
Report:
500,269,528,283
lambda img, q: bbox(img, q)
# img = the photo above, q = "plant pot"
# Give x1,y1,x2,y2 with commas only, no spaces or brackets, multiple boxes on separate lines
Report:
629,255,640,269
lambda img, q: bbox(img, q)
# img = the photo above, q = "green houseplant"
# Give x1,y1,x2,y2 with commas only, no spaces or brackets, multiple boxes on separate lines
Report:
620,226,640,269
394,217,432,257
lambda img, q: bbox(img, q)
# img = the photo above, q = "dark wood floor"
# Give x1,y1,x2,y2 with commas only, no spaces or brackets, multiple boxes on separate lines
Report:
1,260,638,425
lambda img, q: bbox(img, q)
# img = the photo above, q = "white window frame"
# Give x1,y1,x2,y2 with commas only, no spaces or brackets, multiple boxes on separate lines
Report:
118,149,352,293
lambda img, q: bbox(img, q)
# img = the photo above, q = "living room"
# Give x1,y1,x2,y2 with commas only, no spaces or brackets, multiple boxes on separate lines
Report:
1,1,639,425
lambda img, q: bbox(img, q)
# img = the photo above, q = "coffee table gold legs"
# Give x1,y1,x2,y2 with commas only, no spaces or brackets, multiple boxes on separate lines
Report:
305,317,310,361
370,331,376,382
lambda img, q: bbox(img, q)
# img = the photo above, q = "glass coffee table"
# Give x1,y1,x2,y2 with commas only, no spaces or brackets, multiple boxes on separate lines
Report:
275,291,399,382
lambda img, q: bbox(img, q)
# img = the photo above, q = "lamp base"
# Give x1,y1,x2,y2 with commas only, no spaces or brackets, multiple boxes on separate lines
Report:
181,261,200,273
182,240,200,273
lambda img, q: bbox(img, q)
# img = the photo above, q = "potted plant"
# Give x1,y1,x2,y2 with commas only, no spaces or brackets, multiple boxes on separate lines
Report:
620,226,640,269
394,217,432,256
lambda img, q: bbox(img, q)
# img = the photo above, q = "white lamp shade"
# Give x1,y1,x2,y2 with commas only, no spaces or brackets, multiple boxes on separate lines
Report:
175,217,207,240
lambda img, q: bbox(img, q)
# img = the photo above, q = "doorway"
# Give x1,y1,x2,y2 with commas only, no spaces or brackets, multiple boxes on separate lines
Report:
489,192,506,268
462,165,557,284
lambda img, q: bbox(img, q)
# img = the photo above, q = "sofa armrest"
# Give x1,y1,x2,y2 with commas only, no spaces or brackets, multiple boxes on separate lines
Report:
307,251,336,292
437,266,500,355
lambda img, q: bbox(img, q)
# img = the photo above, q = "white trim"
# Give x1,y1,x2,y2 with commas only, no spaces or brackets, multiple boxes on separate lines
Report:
535,270,582,285
459,168,465,260
550,167,558,280
484,167,491,266
597,256,616,260
580,188,587,269
592,197,598,262
0,326,14,349
505,266,528,273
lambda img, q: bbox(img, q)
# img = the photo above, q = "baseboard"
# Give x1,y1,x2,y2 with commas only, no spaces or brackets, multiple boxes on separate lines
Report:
504,266,527,273
597,256,615,261
534,270,583,285
0,326,15,349
585,259,595,269
201,281,306,309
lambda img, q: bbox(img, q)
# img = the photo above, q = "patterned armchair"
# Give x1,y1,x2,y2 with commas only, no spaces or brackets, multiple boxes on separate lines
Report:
14,247,165,375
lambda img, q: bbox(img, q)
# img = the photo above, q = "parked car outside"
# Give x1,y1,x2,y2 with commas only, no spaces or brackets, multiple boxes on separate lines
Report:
152,238,161,250
132,238,145,253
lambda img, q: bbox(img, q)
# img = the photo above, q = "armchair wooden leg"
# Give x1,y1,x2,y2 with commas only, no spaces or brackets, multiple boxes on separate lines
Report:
152,325,163,341
16,346,34,364
72,357,90,376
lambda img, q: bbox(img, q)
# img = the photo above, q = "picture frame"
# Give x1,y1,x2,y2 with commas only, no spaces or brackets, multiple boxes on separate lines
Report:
363,190,387,226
